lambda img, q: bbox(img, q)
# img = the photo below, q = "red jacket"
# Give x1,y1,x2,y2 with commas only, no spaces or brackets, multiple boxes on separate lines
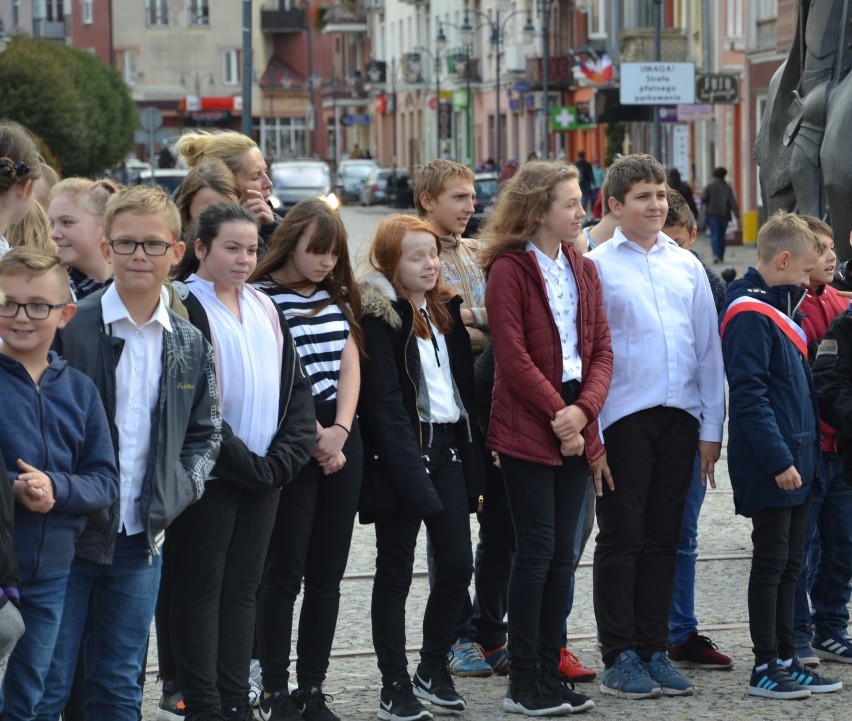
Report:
486,243,613,465
800,284,850,451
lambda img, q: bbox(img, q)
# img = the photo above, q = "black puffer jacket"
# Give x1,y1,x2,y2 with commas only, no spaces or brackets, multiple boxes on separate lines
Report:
357,272,485,522
0,453,19,610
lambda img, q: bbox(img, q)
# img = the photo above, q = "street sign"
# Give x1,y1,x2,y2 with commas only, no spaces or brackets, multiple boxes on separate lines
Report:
677,104,713,121
695,74,740,104
659,106,679,123
620,63,695,105
139,107,162,132
550,105,595,132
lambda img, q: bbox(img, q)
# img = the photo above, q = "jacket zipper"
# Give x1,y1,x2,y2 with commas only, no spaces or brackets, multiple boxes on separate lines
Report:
402,304,423,453
31,380,48,580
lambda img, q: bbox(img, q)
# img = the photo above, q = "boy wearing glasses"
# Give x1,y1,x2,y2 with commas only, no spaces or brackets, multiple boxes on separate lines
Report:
0,248,118,718
35,186,222,720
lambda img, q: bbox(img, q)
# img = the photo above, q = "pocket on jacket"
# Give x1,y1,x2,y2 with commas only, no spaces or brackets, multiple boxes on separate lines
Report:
149,461,205,530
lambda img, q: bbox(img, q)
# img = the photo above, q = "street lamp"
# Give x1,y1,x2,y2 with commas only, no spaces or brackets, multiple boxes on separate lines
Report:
536,0,558,158
181,70,214,128
457,5,534,169
437,23,474,167
415,45,453,159
367,59,398,178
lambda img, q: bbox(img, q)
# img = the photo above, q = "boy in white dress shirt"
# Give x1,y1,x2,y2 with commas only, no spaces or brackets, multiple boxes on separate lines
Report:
587,154,725,700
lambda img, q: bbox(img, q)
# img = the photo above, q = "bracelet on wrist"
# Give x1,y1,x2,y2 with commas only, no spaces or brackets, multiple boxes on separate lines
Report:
333,422,351,436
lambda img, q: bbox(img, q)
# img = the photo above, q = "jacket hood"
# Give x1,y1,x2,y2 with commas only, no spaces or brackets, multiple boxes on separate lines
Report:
359,270,405,329
0,352,68,379
726,267,808,319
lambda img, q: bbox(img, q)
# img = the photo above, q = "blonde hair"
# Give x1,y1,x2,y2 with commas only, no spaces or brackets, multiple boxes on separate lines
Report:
757,211,823,264
480,161,579,271
175,130,259,178
51,177,121,220
413,160,475,216
5,201,58,252
104,185,181,241
0,246,72,303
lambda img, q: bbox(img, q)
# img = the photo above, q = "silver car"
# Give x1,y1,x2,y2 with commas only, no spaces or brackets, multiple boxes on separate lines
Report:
270,160,333,213
359,168,393,206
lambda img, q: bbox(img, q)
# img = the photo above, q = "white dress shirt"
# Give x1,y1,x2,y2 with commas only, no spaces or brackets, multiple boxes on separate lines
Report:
417,304,461,424
101,283,170,535
526,242,583,382
187,276,280,455
588,228,725,441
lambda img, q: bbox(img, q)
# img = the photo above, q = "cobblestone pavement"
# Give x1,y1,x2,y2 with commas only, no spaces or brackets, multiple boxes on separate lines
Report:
140,215,826,718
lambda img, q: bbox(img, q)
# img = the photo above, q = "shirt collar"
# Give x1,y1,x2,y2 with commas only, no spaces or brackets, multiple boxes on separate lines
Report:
439,233,460,250
101,283,173,332
526,241,567,270
610,227,670,253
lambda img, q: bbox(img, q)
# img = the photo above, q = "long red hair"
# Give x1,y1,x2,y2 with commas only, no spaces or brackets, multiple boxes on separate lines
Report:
368,215,455,339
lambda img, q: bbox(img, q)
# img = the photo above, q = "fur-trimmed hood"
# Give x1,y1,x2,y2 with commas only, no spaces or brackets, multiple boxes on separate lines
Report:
359,270,405,329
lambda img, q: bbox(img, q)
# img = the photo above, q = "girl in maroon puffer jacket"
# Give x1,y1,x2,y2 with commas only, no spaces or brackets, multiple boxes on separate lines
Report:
481,161,613,716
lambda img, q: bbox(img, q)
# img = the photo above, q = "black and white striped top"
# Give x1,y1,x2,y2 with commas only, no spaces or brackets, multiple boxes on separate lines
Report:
254,277,350,401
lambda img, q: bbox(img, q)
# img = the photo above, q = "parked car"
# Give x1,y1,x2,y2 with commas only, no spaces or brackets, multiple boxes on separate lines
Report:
136,168,189,198
359,167,393,206
270,160,334,213
465,172,501,237
334,159,378,204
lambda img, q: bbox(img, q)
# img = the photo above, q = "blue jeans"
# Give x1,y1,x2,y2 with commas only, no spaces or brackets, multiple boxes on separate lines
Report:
706,215,728,261
0,571,69,719
34,533,163,721
794,451,852,648
668,454,706,646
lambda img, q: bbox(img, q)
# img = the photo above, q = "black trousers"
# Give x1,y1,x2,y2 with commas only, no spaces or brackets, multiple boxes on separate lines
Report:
371,424,473,686
750,502,810,665
502,450,588,677
593,406,699,667
168,481,280,721
256,404,363,691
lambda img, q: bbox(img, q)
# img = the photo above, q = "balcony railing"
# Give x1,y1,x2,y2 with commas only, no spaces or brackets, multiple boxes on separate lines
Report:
261,8,307,33
33,18,65,40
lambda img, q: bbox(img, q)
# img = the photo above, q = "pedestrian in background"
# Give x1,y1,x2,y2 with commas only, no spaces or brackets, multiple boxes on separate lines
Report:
701,167,740,264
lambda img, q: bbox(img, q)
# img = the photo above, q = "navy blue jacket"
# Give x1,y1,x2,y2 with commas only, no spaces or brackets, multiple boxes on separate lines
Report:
0,354,119,578
721,268,820,517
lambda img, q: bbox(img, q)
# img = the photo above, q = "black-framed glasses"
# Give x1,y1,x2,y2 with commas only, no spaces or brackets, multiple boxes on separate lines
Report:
0,301,67,320
109,239,174,256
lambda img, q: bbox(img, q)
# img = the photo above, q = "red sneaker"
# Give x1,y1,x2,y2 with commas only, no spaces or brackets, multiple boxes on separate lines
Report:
667,632,734,670
558,647,597,682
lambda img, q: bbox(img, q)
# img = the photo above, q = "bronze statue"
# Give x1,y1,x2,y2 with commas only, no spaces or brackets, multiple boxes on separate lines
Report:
755,0,852,256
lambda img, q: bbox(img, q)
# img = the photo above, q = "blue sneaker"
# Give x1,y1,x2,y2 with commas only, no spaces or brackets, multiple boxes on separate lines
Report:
447,637,493,677
813,634,852,664
795,643,819,667
748,659,810,699
599,650,662,699
483,644,510,675
788,658,843,693
642,651,694,696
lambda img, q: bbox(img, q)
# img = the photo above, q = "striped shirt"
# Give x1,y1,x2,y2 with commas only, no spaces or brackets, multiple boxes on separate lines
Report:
254,277,350,401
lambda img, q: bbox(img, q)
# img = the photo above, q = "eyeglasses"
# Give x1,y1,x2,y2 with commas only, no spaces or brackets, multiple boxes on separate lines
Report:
109,240,174,256
0,301,67,320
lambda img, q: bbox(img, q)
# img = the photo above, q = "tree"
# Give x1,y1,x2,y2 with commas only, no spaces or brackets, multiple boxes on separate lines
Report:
0,37,136,177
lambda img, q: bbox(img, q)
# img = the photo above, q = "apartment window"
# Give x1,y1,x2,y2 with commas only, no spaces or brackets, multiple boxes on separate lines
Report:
146,0,168,27
587,0,606,38
726,0,743,37
38,0,63,21
222,49,241,86
123,51,137,86
82,0,94,24
189,0,209,26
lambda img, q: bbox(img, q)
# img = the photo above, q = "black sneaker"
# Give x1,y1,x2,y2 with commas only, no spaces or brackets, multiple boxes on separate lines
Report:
255,689,302,721
788,658,843,693
503,672,572,716
412,662,465,711
539,674,595,713
223,707,254,721
747,659,810,700
291,686,340,721
378,681,433,721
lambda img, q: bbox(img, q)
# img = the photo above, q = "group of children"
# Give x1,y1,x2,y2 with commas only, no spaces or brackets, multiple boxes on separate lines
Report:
0,114,850,721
